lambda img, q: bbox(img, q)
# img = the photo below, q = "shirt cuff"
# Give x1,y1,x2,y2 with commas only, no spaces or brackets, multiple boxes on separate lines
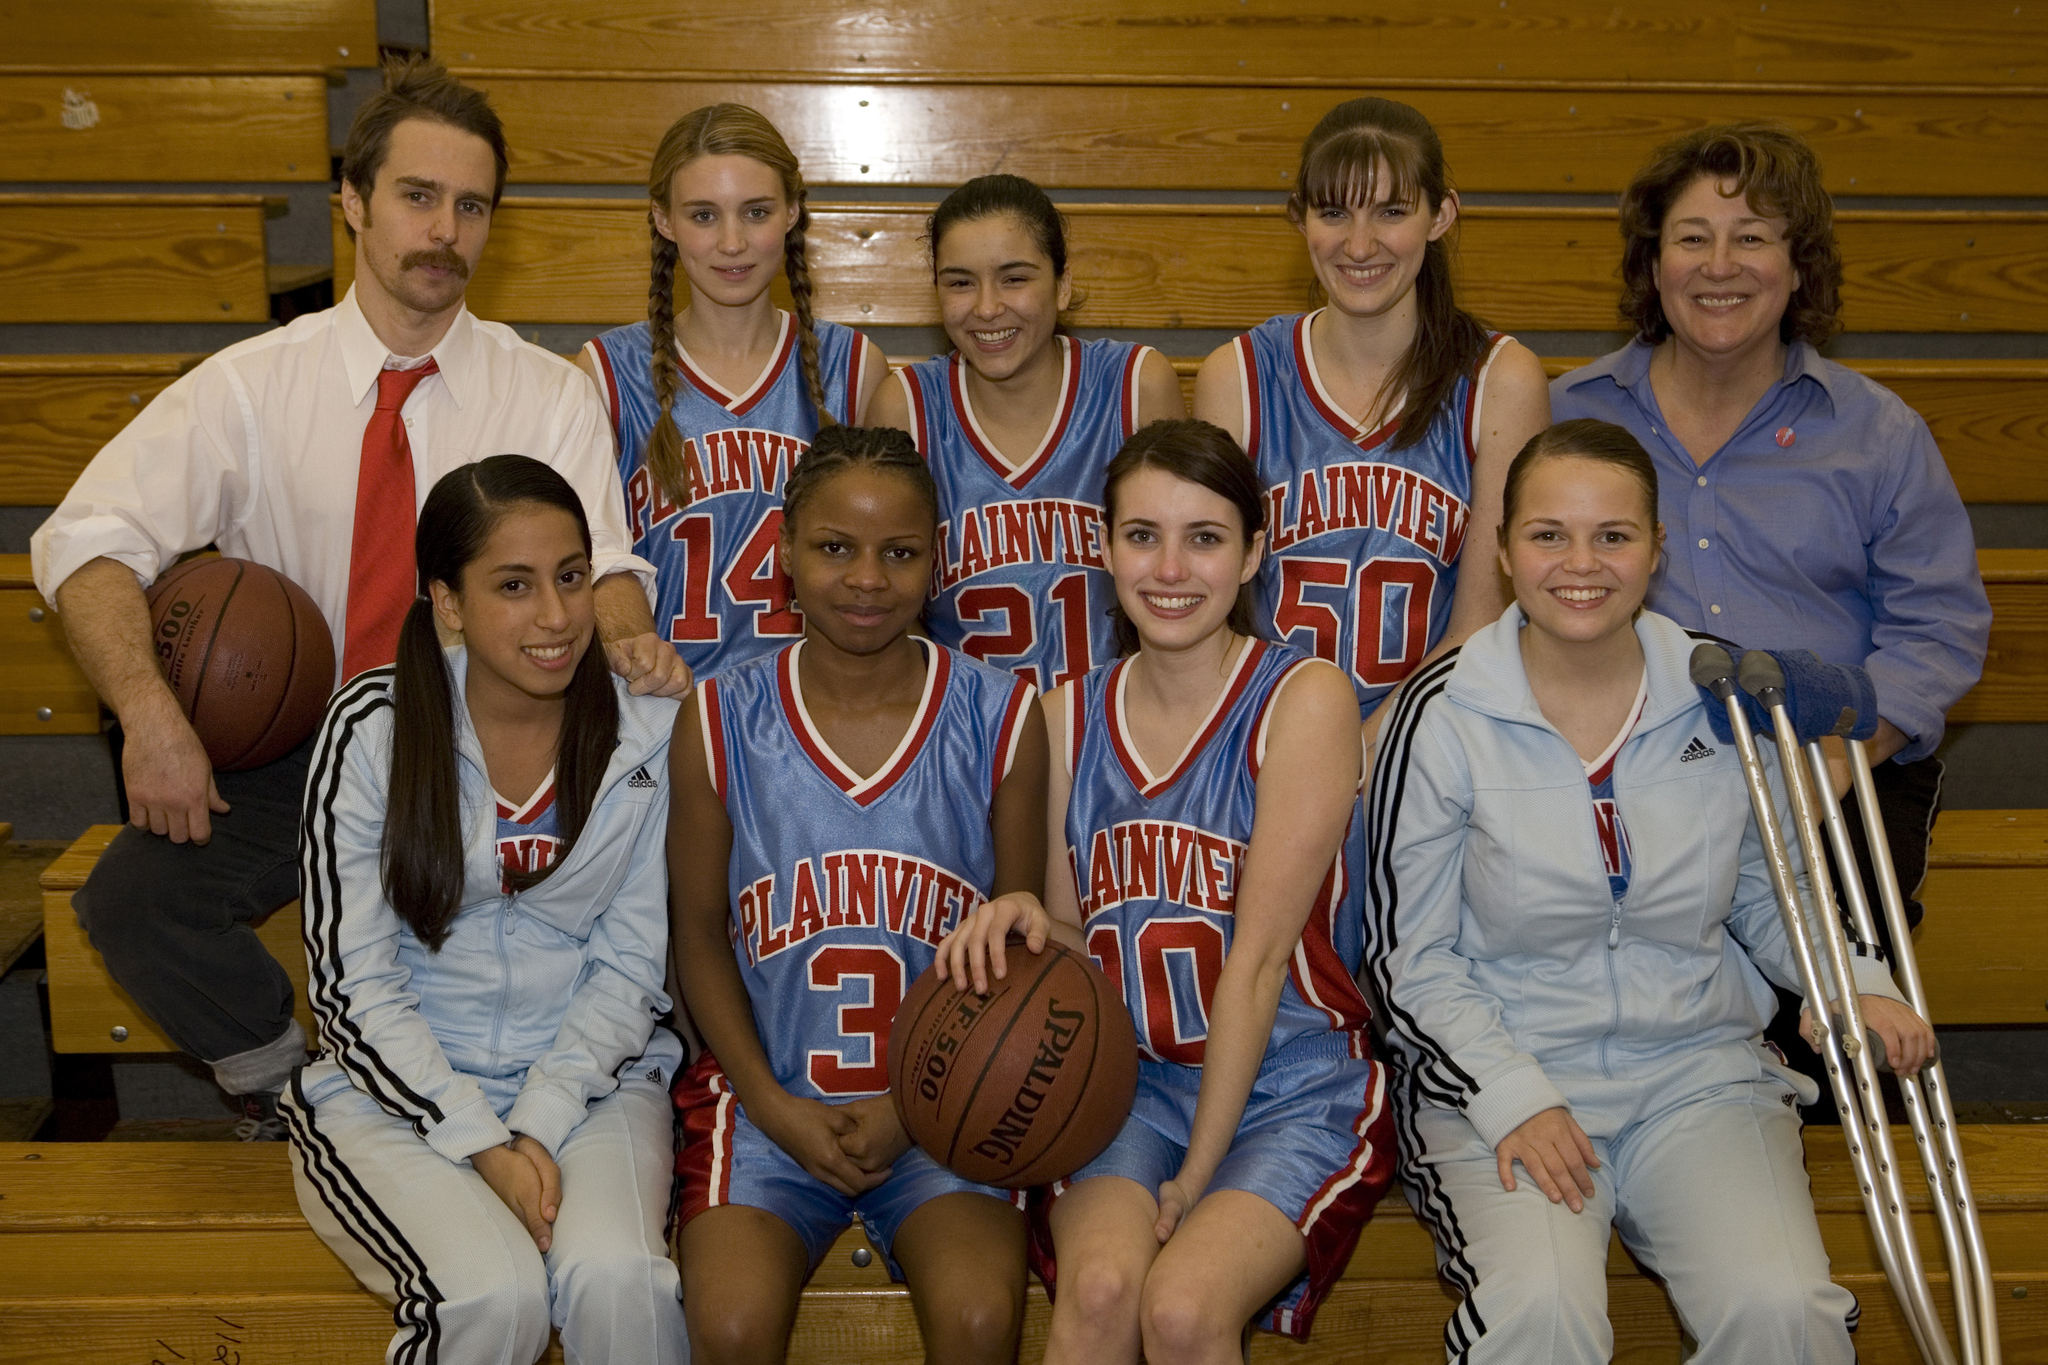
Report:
505,1088,584,1160
1463,1061,1573,1150
1848,953,1909,1005
425,1093,515,1163
592,548,657,601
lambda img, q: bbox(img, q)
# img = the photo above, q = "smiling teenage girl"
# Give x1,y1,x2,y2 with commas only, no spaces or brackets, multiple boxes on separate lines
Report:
668,426,1048,1365
1367,420,1932,1363
939,420,1395,1363
1194,98,1548,733
579,104,888,681
284,456,688,1365
869,175,1184,694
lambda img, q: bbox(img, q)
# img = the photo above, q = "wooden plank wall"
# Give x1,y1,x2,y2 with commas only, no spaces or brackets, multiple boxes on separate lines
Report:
0,197,275,324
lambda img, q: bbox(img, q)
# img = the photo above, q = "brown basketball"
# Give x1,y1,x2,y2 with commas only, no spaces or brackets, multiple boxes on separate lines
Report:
889,937,1139,1188
145,557,335,771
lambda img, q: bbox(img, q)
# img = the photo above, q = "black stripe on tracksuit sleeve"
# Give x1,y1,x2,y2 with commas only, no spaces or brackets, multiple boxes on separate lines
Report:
299,667,445,1126
1364,649,1482,1109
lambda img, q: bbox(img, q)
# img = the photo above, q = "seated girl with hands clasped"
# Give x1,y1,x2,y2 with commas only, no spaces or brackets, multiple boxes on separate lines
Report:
668,425,1048,1365
283,455,689,1365
940,420,1396,1365
1367,419,1935,1364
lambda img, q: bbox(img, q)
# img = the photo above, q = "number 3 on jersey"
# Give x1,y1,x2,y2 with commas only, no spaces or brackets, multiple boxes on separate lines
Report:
667,508,805,644
1087,918,1226,1065
1273,555,1435,691
806,945,904,1095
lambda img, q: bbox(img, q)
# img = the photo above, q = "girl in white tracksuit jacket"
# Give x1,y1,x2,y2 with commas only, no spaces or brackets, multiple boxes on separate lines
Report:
1366,421,1933,1364
282,456,688,1365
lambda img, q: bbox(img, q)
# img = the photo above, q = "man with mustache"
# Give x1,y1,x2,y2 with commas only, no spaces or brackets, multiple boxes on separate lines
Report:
31,58,688,1137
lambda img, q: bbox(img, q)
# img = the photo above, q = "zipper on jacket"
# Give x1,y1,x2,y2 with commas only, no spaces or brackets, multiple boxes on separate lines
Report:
1607,900,1622,950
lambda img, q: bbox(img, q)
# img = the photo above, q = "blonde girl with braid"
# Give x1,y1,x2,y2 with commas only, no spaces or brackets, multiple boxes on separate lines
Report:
577,104,887,682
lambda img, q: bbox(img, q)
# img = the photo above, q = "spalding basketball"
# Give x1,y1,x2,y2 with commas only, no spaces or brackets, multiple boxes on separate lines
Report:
889,938,1138,1188
146,557,335,771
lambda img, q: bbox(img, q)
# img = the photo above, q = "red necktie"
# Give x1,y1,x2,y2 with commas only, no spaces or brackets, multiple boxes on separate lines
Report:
343,359,439,680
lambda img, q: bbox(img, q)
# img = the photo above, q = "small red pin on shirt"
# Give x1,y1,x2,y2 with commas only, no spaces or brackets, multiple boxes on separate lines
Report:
1775,427,1796,448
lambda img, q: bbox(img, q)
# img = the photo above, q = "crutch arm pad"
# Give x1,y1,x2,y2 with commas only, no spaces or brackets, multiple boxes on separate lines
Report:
1699,649,1880,745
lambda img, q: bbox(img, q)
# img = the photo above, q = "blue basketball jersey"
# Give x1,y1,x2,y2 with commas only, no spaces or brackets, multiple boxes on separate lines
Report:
1061,639,1371,1066
1233,312,1510,717
494,771,562,895
902,337,1152,694
588,313,876,680
698,640,1037,1099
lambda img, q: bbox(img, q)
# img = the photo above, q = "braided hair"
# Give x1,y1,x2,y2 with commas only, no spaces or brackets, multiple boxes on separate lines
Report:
643,103,832,506
781,425,938,534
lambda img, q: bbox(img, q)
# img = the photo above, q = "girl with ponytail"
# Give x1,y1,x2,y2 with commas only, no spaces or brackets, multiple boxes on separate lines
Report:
1193,96,1550,739
285,455,689,1365
577,104,887,682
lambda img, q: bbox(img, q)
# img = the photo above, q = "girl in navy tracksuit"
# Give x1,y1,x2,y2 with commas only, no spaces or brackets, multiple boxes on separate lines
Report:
283,456,688,1365
1367,420,1935,1364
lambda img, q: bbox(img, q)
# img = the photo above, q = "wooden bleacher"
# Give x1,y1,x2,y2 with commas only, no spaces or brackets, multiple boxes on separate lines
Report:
0,0,378,70
0,75,330,183
4,1,2044,1358
0,355,202,507
0,1130,2041,1364
327,198,2048,332
0,195,280,324
465,74,2048,196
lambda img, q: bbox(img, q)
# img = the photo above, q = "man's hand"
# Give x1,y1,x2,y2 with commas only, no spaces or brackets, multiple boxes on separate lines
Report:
604,632,693,698
122,690,228,843
471,1135,562,1253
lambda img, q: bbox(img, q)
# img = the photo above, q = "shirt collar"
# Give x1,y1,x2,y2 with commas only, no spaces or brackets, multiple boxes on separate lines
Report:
337,286,477,410
1566,336,1836,418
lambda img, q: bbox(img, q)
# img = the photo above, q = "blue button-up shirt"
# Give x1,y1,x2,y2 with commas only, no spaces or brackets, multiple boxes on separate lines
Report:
1552,340,1989,762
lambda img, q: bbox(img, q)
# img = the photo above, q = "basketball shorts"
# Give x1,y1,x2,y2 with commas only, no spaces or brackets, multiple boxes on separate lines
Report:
674,1052,1022,1279
1030,1032,1395,1339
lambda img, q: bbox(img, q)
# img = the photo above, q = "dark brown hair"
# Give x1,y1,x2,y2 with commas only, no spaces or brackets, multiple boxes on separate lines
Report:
643,104,831,507
1287,97,1490,451
340,56,508,243
385,456,617,951
1497,419,1660,537
1101,420,1266,656
1618,122,1843,348
927,174,1070,279
781,424,938,532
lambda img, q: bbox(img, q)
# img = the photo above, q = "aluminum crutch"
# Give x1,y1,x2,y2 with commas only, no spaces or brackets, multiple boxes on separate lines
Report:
1840,738,2004,1362
1738,651,1956,1365
1688,644,1946,1365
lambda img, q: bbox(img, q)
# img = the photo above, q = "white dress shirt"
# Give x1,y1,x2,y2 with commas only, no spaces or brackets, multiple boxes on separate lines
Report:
33,289,655,689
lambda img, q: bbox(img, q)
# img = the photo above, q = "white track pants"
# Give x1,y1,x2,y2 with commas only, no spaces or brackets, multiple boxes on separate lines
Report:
1402,1078,1855,1364
282,1073,688,1365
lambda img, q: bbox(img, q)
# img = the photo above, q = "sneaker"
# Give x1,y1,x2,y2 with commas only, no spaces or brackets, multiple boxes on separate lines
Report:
233,1091,288,1142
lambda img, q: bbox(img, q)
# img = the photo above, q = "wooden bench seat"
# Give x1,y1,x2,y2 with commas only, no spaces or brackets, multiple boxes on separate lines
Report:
1,0,376,71
471,73,2048,197
0,554,96,736
331,199,2048,334
431,0,2048,88
0,355,202,507
1,1130,2043,1362
0,195,278,325
1921,810,2048,1024
0,75,329,182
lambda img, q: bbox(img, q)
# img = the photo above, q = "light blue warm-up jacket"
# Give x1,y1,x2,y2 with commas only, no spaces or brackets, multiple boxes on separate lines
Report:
1365,607,1903,1147
296,648,686,1163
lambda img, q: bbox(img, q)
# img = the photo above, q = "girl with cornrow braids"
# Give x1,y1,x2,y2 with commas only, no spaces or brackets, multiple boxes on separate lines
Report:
670,425,1046,1364
577,104,887,683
